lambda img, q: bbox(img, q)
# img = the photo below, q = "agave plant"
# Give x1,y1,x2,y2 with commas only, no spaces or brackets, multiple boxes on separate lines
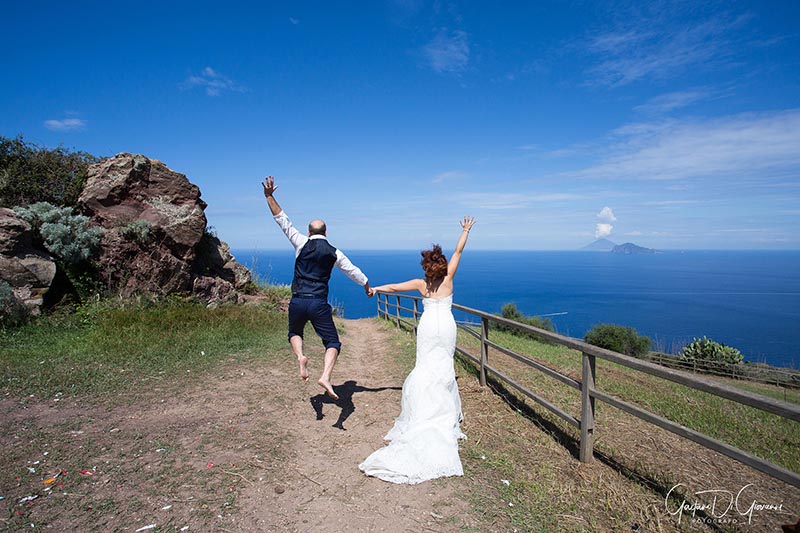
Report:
681,336,743,366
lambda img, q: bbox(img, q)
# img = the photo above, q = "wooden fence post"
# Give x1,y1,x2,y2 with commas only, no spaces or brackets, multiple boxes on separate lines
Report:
480,317,489,387
580,351,596,462
394,295,401,328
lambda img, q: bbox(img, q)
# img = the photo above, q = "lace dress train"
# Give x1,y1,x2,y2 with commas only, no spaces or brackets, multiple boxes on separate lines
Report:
359,295,465,484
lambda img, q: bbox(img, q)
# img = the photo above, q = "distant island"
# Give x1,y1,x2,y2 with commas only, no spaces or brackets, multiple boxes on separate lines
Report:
611,242,658,254
581,239,658,254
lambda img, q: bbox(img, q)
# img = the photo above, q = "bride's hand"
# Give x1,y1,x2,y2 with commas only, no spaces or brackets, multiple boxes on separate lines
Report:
460,215,475,232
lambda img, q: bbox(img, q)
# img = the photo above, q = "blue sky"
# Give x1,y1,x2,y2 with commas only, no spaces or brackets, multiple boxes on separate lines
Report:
2,0,799,250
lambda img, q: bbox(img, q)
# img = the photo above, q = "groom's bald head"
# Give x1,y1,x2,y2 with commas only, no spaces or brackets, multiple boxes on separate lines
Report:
308,219,327,236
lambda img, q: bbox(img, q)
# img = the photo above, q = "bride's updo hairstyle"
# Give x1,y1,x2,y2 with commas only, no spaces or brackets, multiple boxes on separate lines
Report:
420,244,448,282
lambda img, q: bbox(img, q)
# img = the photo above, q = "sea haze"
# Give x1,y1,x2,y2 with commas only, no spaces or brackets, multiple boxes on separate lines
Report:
235,249,800,369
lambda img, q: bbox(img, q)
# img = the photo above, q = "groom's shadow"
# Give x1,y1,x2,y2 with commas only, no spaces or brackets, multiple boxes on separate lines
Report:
310,380,401,431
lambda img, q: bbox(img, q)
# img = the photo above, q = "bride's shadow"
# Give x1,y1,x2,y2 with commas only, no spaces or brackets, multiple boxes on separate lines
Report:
310,379,401,431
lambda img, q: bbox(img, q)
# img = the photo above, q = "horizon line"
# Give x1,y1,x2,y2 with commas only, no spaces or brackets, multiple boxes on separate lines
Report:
230,247,800,253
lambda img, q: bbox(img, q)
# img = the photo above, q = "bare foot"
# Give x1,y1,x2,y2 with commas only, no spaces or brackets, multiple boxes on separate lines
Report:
297,355,309,381
318,378,339,400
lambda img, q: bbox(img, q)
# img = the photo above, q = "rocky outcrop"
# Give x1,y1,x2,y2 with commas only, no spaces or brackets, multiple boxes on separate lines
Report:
77,153,251,305
80,154,208,260
0,153,253,315
0,208,57,315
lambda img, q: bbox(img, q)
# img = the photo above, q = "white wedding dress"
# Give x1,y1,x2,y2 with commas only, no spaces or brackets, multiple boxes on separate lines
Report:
359,294,466,484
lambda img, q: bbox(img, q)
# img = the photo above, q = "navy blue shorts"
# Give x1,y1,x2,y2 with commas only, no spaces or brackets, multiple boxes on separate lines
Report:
288,297,342,352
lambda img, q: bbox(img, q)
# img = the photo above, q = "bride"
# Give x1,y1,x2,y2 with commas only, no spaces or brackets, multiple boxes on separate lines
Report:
360,216,476,484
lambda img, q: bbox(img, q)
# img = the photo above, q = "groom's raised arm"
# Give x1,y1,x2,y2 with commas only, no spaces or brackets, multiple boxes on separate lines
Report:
262,176,307,252
262,176,282,216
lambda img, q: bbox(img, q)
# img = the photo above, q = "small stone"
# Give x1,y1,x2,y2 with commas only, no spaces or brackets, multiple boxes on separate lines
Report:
274,485,285,494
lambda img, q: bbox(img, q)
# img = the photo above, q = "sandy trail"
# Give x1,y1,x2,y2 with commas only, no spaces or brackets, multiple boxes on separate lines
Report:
235,318,474,532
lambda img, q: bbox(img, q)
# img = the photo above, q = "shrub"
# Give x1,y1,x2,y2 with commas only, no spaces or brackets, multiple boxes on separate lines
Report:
12,201,65,231
493,303,554,340
14,202,104,301
0,135,100,208
14,202,104,264
681,336,743,368
584,323,651,358
120,219,153,244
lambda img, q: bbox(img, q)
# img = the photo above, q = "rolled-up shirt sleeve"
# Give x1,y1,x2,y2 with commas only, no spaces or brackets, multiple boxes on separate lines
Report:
335,250,368,286
273,210,308,255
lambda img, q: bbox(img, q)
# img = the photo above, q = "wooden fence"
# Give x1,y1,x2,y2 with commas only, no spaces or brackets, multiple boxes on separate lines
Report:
647,353,800,393
376,292,800,489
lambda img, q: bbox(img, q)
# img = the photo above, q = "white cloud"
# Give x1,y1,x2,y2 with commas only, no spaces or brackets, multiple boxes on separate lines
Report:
182,67,245,96
634,89,713,114
43,118,86,131
585,14,750,87
289,17,299,25
596,206,616,222
433,170,468,183
423,29,469,73
595,223,613,238
625,231,643,236
569,109,800,182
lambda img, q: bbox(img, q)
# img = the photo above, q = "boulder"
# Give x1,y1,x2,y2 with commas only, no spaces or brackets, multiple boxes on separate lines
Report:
0,208,57,315
79,153,207,259
0,207,34,255
78,153,252,303
192,276,238,308
194,233,252,288
94,230,193,297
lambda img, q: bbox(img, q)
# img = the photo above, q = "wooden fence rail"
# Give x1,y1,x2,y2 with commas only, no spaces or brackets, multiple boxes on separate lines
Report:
376,292,800,489
647,353,800,392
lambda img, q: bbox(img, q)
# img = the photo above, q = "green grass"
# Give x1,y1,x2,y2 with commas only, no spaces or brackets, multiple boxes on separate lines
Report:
723,379,800,404
0,294,291,400
462,442,561,532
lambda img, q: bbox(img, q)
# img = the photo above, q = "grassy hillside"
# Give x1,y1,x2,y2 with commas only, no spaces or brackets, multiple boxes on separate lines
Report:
0,290,291,401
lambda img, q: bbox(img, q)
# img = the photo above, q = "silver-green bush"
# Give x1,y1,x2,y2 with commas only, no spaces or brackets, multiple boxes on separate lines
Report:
14,202,104,264
120,219,153,244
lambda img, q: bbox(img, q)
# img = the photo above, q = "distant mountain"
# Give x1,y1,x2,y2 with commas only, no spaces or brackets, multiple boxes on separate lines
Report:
611,242,658,254
580,238,617,252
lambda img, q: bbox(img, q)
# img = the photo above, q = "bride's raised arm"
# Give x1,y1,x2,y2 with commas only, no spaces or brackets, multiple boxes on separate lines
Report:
447,216,476,278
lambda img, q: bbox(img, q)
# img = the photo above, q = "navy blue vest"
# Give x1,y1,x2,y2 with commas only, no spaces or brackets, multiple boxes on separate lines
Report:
292,238,338,298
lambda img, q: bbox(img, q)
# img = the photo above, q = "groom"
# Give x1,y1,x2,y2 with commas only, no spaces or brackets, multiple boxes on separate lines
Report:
262,176,371,400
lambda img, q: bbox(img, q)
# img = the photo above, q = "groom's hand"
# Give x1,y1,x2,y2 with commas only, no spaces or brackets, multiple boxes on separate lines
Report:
262,176,278,198
365,283,374,298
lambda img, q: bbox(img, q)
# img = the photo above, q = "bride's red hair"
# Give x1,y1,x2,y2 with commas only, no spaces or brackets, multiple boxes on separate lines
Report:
420,244,448,282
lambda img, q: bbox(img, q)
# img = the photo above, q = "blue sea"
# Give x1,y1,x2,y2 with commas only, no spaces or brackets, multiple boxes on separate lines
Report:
234,249,800,369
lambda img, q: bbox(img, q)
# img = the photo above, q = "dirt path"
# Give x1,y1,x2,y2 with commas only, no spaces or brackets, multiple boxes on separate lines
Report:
0,317,476,532
235,318,474,532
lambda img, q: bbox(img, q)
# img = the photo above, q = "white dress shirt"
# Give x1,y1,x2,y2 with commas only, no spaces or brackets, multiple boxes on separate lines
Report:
273,210,368,286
